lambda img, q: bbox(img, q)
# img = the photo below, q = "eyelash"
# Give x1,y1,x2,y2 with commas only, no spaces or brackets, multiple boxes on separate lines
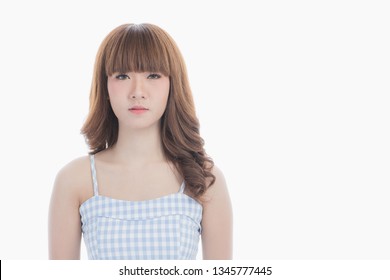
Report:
114,73,162,80
148,73,161,79
115,74,129,80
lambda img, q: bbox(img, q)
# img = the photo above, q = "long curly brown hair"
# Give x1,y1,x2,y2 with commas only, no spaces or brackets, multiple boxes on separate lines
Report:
81,23,215,198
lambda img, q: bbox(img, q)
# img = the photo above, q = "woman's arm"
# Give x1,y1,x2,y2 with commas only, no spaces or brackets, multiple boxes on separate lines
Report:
48,162,82,259
201,165,233,259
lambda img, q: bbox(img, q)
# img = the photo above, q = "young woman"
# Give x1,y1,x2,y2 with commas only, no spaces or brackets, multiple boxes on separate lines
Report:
48,23,232,260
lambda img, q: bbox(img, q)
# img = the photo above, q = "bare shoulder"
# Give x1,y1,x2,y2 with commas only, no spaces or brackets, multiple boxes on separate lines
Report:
202,164,230,206
55,156,91,186
49,156,91,259
200,164,233,259
53,155,93,205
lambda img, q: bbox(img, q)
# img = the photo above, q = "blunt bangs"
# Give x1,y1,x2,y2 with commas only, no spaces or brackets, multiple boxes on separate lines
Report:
104,24,171,77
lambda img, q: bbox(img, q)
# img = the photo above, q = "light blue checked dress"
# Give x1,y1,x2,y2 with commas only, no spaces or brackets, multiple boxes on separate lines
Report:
79,155,203,260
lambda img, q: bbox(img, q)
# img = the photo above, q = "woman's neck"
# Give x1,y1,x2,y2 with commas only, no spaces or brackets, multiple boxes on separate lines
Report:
107,123,165,166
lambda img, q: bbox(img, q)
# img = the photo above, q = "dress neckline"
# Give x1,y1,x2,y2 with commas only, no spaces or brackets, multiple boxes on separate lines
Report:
79,191,201,210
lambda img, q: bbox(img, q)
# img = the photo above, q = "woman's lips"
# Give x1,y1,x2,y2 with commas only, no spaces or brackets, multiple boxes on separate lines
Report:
129,106,149,114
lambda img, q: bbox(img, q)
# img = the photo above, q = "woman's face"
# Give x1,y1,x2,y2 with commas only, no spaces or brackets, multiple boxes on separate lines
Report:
107,71,170,130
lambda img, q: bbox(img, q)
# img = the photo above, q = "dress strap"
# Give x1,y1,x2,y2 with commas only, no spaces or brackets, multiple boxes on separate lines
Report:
178,181,186,193
89,154,99,196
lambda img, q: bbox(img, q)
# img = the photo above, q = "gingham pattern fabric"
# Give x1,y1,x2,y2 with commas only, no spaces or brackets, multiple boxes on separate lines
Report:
79,155,202,260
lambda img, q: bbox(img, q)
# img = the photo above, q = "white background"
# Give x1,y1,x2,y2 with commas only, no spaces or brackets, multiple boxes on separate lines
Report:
0,0,389,260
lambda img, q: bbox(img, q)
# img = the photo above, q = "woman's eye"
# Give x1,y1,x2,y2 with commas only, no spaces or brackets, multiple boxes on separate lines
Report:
148,73,161,79
115,74,129,80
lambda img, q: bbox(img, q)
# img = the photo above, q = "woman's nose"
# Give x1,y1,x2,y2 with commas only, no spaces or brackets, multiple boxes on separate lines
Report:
129,77,146,99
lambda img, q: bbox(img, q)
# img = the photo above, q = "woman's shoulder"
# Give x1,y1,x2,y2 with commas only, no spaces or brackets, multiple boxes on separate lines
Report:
201,164,229,203
52,155,93,203
210,164,225,183
55,155,91,182
199,163,233,259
